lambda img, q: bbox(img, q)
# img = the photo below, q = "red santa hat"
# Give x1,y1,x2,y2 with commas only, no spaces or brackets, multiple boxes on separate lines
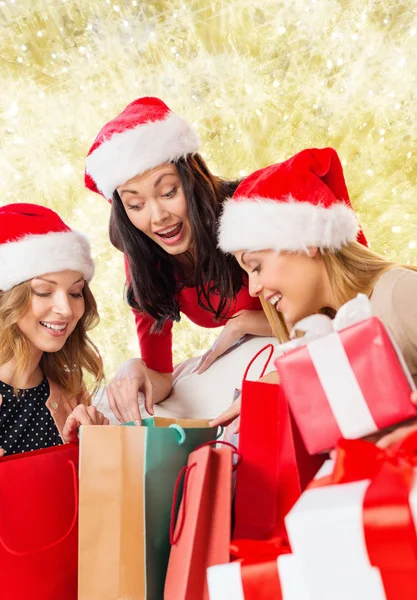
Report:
85,96,200,200
218,147,367,253
0,203,94,291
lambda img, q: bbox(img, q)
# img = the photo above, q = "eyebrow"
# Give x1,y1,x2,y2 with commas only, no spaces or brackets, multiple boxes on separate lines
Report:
119,171,177,198
35,276,84,285
153,171,177,187
241,252,248,265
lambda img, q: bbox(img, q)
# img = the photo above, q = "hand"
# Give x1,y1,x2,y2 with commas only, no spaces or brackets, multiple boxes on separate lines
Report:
377,390,417,449
106,358,154,424
0,448,5,458
62,405,109,444
209,395,241,434
195,316,245,375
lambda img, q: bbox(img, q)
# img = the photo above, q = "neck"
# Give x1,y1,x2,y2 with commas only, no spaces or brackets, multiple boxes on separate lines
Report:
0,347,44,389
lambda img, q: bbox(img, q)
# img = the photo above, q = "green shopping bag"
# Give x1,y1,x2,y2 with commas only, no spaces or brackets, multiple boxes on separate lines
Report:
78,417,218,600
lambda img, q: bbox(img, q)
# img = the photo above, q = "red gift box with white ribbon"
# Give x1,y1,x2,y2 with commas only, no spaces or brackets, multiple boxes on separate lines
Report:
285,434,417,600
207,553,310,600
275,294,417,454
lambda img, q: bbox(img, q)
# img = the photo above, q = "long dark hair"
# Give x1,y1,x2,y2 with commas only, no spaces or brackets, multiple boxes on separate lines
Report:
109,154,245,331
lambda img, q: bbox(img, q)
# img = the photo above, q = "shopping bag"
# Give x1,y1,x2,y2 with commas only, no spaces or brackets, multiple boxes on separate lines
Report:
78,417,218,600
0,443,79,600
234,345,324,539
164,441,236,600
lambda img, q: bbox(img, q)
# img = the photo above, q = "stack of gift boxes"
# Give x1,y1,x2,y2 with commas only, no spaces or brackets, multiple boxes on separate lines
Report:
207,294,417,600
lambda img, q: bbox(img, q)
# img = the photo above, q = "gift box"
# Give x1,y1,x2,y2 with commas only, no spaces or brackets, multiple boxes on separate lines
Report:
285,433,417,600
275,294,417,454
207,553,310,600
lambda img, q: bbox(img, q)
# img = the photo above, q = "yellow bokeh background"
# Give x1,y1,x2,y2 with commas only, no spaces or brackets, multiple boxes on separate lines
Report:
1,0,416,381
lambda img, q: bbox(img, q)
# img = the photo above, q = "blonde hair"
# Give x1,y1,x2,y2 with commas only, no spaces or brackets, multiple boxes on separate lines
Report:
0,281,103,398
262,241,417,343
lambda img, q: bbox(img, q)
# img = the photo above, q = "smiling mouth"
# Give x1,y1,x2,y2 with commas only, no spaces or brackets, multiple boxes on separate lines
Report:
155,223,182,239
40,322,67,332
268,293,283,310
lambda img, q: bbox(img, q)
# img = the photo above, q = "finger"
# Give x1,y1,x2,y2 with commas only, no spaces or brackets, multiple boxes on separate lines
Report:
411,391,417,405
192,351,209,374
143,377,154,417
196,351,217,375
0,448,5,458
127,396,141,426
233,415,241,434
209,404,240,428
103,417,110,426
62,416,82,443
106,385,124,423
377,429,404,449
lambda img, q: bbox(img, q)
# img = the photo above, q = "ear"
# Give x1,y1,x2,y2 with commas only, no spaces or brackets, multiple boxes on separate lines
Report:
306,246,319,258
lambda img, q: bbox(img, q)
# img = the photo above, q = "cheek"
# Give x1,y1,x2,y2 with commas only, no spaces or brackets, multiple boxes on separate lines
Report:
126,208,149,232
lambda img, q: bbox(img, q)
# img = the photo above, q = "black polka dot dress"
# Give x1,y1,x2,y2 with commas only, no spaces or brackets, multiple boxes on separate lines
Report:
0,378,62,456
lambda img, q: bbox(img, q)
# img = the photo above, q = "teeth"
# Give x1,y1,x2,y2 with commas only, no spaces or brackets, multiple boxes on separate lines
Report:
269,294,282,306
158,224,180,235
40,322,66,332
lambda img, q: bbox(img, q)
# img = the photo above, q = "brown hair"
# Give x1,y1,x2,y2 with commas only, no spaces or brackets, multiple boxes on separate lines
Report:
262,241,417,343
0,281,103,397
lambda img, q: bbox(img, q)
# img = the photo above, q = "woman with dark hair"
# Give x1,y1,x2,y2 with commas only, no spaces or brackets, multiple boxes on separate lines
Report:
85,97,275,423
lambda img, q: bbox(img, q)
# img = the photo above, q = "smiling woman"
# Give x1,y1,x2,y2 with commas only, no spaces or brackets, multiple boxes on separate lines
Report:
85,96,275,423
0,203,108,457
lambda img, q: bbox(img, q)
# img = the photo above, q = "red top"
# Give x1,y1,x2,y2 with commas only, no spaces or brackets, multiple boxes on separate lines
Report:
129,272,261,373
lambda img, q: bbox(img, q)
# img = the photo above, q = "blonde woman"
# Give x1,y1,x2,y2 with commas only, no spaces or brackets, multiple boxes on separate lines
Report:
211,147,417,447
0,203,108,457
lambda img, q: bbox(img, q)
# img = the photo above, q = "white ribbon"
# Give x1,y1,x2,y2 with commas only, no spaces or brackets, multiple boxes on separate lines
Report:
276,294,379,439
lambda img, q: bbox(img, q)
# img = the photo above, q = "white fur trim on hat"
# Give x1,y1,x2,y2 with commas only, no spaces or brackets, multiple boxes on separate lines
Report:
0,230,95,291
218,197,360,254
86,112,200,199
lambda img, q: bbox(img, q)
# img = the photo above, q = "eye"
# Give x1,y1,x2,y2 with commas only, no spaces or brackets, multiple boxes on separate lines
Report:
162,187,178,199
69,292,83,298
127,203,144,211
251,265,261,274
33,292,51,297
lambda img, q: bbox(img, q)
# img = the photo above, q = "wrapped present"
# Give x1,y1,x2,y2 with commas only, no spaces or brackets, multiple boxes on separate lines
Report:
275,294,417,454
285,432,417,600
207,538,310,600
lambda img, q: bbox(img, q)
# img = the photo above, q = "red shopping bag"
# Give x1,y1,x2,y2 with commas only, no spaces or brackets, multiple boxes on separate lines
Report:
0,444,79,600
164,441,235,600
234,344,324,540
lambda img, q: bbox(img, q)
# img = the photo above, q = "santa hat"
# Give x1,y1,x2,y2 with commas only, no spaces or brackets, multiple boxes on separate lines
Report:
0,203,94,291
218,147,367,254
85,96,200,200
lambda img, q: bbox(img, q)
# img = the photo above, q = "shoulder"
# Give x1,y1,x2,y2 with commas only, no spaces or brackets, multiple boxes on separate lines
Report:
371,267,417,312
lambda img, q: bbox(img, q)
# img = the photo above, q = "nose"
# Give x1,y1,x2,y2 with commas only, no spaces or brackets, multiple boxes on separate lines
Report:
52,293,73,318
151,200,170,225
248,276,263,298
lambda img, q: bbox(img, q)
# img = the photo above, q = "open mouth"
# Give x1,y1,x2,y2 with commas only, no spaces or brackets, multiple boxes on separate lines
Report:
269,293,283,311
155,223,183,240
40,321,68,335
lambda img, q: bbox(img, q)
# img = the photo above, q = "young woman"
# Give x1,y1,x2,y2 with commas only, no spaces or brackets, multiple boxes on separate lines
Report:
0,203,108,457
85,96,275,423
211,146,417,446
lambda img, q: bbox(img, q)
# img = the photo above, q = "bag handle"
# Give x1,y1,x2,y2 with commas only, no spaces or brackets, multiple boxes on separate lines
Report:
0,459,78,556
243,343,275,381
169,441,240,545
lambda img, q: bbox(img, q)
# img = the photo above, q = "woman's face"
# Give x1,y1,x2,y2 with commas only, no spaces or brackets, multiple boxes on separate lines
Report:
234,248,332,328
17,270,85,354
116,164,193,256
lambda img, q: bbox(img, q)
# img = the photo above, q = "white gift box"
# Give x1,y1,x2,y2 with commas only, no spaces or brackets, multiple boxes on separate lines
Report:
284,459,417,600
206,554,310,600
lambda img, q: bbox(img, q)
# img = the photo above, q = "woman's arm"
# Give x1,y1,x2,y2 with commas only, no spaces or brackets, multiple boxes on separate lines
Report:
196,309,273,374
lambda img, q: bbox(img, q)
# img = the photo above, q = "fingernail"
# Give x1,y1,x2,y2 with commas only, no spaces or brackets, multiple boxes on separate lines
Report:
134,419,141,426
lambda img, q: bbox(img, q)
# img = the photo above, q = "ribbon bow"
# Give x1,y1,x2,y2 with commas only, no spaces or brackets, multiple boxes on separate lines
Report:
230,537,291,565
276,293,372,356
311,429,417,584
